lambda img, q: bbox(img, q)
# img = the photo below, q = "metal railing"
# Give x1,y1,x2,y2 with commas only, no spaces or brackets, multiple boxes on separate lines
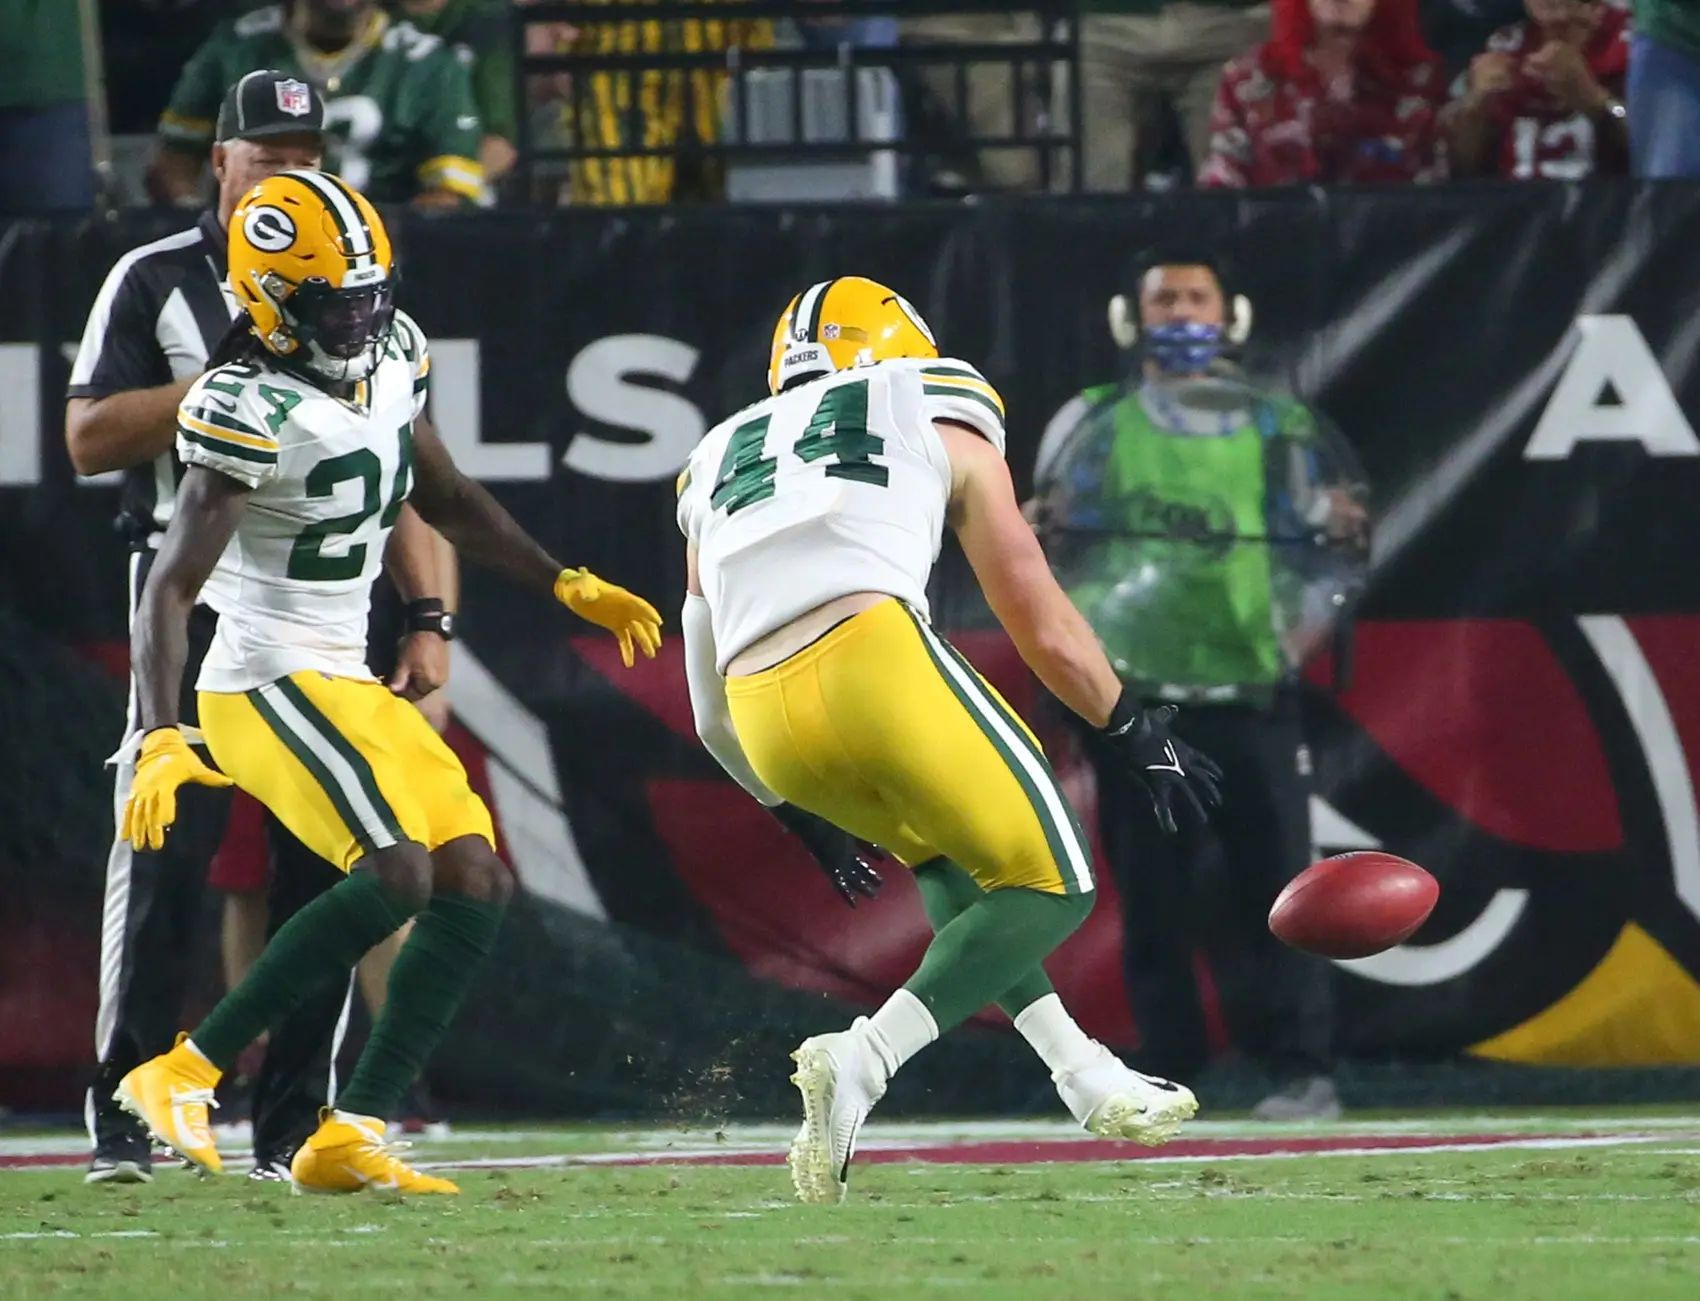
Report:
512,0,1083,203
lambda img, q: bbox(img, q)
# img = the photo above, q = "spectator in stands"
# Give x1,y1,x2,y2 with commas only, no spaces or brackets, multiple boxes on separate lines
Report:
1628,0,1700,175
1199,0,1446,185
0,0,95,212
385,0,519,193
1444,0,1629,178
148,0,485,209
1076,0,1275,189
555,1,773,205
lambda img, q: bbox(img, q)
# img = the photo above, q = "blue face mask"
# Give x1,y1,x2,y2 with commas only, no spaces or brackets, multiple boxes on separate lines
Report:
1144,320,1223,375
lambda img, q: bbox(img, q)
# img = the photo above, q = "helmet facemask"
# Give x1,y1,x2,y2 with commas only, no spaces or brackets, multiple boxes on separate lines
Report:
255,270,394,384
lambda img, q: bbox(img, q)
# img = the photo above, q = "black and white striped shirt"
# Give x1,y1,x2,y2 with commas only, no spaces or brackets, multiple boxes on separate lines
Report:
67,211,238,549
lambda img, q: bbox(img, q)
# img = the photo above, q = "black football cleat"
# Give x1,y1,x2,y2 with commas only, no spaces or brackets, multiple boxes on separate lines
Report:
86,1134,154,1186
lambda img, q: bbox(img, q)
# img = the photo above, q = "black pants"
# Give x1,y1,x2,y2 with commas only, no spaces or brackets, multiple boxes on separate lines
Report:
1092,693,1334,1084
87,549,344,1163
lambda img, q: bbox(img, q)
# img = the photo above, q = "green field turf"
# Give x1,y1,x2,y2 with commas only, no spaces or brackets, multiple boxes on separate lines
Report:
3,1119,1700,1299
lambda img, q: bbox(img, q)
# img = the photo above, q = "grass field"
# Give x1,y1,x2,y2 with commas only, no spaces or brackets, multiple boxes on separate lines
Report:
4,1115,1700,1298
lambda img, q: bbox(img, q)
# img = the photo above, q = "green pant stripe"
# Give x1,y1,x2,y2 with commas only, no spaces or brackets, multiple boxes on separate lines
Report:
247,686,384,854
270,677,407,845
904,609,1093,894
929,633,1096,878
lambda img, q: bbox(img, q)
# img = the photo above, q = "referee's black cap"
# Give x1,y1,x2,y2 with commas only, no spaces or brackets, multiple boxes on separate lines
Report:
215,70,326,144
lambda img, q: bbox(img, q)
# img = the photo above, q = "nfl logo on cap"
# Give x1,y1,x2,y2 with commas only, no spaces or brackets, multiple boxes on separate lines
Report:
276,79,312,117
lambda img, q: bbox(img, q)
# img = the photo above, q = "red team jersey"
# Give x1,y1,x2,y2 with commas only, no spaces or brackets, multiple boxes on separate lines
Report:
1458,5,1630,179
1199,52,1446,187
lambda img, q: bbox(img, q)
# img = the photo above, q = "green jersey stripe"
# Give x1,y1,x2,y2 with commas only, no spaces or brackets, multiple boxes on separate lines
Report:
922,383,1005,423
921,364,988,382
180,427,278,465
182,405,269,441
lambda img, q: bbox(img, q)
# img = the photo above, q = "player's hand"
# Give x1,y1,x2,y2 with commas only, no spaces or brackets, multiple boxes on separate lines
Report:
1466,51,1516,99
1101,700,1223,835
121,727,234,852
390,631,450,702
555,567,663,667
769,803,885,907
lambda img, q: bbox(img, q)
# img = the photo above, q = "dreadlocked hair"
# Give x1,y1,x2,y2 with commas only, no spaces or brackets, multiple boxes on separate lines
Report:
207,310,271,369
1260,0,1435,86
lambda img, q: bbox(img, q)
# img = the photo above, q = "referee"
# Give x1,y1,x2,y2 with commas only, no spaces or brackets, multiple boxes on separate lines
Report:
66,71,450,1183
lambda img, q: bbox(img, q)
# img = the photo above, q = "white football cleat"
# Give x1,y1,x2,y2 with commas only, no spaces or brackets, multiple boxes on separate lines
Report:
787,1020,887,1205
1055,1045,1198,1145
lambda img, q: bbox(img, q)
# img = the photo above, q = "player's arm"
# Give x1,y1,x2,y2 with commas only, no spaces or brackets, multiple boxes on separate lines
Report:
683,542,781,806
383,504,453,702
120,464,245,850
133,466,249,731
941,420,1121,728
409,412,662,663
941,419,1223,833
407,412,560,594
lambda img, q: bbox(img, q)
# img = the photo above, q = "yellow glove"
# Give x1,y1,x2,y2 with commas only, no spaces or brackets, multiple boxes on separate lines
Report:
554,567,664,668
120,727,234,852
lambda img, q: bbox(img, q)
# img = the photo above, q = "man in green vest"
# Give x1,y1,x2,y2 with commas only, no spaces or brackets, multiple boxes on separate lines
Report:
148,0,485,209
1033,246,1369,1120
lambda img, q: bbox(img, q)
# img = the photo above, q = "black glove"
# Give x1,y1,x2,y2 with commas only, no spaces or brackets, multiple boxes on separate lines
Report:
769,803,885,907
1102,696,1224,835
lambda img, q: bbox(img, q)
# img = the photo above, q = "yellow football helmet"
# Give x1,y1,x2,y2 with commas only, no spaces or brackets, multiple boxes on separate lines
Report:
768,276,940,395
228,169,395,384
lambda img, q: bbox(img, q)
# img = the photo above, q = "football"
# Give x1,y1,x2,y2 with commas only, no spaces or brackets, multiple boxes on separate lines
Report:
1268,852,1439,959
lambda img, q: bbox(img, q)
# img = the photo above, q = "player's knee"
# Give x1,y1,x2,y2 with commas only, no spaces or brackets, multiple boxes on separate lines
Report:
368,841,434,914
430,835,512,907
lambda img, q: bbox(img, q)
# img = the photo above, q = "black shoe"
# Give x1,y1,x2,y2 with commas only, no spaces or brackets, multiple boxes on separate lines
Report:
87,1137,153,1186
248,1153,293,1183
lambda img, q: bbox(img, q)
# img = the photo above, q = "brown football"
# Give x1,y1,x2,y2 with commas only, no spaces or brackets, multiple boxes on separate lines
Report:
1268,852,1439,959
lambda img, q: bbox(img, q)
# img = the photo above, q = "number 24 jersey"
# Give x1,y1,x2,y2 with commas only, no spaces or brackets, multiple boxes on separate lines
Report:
677,356,1008,672
175,311,431,694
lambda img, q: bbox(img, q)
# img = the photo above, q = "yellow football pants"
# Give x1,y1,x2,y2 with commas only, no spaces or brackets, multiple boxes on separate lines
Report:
197,672,495,872
725,599,1094,896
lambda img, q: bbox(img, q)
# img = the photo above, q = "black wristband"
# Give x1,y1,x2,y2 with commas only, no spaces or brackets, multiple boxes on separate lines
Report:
402,598,455,641
1104,687,1139,737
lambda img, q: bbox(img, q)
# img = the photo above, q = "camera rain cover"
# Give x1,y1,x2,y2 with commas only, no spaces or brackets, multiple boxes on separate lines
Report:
1034,375,1370,695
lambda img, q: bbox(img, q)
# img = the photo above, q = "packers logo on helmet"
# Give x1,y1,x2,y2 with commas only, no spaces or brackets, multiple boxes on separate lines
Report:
228,169,395,384
768,277,940,395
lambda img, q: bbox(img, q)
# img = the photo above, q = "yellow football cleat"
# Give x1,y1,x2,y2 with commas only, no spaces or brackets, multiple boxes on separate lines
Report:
290,1111,459,1195
113,1034,223,1175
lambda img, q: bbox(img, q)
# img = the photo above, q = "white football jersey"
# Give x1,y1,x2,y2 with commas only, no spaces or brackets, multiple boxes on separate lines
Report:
677,355,1007,671
176,309,431,693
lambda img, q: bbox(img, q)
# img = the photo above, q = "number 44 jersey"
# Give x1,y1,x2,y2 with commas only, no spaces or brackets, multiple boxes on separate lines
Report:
678,356,1008,673
175,310,430,694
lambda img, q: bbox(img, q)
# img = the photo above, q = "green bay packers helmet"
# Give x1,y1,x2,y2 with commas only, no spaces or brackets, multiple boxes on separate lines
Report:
228,169,395,384
768,277,940,395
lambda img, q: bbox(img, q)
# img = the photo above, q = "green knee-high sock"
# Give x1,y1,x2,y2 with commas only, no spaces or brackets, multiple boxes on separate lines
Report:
336,892,506,1120
912,859,1058,1017
192,871,414,1071
904,885,1093,1032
